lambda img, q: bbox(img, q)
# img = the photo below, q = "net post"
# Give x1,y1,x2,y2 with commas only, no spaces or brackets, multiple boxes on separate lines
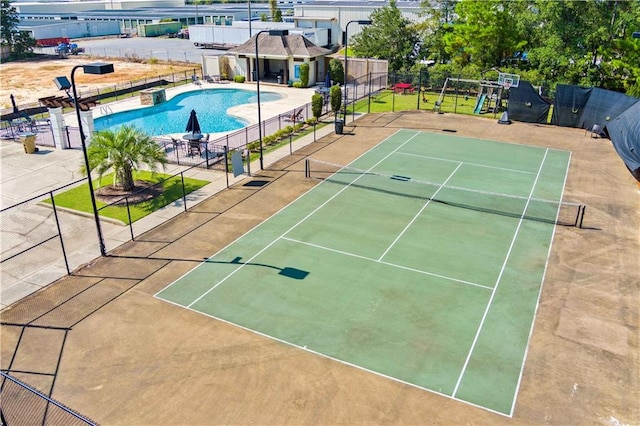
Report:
305,158,310,178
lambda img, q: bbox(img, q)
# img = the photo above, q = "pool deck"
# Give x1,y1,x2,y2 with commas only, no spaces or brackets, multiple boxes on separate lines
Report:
64,80,319,141
0,81,337,309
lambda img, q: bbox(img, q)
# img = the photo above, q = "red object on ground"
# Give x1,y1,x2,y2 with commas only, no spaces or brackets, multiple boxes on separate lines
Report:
393,83,414,94
36,37,70,47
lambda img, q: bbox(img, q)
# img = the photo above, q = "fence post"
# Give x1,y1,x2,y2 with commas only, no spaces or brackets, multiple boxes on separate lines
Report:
352,82,357,121
224,146,229,189
225,138,230,174
392,86,396,112
368,72,372,114
49,192,71,275
125,198,134,240
454,74,460,114
417,69,422,110
180,172,187,212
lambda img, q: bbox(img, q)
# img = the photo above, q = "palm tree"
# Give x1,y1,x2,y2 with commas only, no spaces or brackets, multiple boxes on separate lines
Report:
84,125,168,192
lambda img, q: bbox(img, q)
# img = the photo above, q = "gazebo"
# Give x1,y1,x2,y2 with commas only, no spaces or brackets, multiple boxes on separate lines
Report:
229,32,332,86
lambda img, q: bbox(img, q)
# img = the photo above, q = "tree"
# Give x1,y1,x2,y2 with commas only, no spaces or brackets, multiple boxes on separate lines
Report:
1,0,34,57
0,0,19,46
11,31,36,58
350,0,421,73
419,0,459,64
85,126,168,192
273,9,282,23
442,0,522,69
269,0,282,22
329,58,344,86
526,0,640,91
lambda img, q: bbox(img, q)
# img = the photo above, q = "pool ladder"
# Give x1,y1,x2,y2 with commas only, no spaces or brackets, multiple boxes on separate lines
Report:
99,105,113,116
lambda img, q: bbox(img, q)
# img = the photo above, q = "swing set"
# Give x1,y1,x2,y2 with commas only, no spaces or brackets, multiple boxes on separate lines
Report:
433,72,520,115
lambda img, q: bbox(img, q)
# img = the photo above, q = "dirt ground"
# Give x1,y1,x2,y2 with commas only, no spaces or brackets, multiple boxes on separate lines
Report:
0,56,200,110
0,110,638,425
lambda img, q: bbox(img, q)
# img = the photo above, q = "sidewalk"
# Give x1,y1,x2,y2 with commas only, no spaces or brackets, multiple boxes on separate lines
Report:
0,119,338,309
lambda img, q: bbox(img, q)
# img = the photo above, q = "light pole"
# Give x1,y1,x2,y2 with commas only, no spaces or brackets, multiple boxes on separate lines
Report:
248,1,252,37
343,19,371,120
56,62,114,257
255,29,288,170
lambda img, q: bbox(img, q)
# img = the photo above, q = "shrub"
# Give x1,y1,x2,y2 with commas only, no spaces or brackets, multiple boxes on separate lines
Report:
300,62,310,87
330,85,342,116
234,75,245,83
262,135,276,146
311,93,323,118
292,81,303,88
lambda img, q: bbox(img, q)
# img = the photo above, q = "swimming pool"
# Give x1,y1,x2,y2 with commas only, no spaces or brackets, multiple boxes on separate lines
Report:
94,88,282,136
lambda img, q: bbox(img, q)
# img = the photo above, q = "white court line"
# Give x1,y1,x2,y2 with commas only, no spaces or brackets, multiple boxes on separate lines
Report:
154,129,410,299
377,162,463,262
396,151,537,175
281,236,492,291
179,130,422,308
176,304,511,418
508,149,573,417
451,148,550,398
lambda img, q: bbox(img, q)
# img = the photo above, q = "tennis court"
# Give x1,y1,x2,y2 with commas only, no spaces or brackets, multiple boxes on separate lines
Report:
156,129,578,416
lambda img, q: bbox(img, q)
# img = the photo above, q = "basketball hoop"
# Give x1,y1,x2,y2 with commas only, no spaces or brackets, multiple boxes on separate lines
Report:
497,72,520,89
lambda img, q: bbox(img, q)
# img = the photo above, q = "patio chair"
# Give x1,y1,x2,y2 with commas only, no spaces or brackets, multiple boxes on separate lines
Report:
168,137,184,153
287,109,304,122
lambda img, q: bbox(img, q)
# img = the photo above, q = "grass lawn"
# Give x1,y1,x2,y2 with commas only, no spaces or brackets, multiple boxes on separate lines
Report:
351,89,501,117
46,170,209,224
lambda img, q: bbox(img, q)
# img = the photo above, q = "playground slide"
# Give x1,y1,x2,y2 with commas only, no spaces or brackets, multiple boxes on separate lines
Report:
473,94,486,114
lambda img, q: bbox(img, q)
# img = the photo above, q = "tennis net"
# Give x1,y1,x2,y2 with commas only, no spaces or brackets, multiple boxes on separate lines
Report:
305,158,585,227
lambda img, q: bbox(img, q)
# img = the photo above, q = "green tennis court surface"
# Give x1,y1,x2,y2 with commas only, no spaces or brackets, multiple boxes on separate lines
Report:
156,129,575,416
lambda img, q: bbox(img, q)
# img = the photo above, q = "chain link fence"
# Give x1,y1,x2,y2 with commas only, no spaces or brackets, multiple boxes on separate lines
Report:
0,371,96,426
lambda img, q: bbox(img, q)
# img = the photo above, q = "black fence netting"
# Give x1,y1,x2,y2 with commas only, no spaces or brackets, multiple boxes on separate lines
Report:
0,371,97,426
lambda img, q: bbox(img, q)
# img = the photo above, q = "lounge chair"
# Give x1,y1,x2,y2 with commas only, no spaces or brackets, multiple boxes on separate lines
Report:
287,109,304,122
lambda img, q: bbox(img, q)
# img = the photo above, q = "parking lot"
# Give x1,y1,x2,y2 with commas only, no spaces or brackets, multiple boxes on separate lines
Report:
38,35,227,63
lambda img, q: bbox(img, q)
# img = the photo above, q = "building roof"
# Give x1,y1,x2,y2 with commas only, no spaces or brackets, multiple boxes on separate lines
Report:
229,33,331,59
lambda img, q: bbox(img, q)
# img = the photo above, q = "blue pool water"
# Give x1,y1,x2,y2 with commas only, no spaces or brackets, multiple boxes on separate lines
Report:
94,88,282,135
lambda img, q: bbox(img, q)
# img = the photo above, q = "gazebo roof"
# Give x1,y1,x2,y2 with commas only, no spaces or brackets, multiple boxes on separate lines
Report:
229,33,332,59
